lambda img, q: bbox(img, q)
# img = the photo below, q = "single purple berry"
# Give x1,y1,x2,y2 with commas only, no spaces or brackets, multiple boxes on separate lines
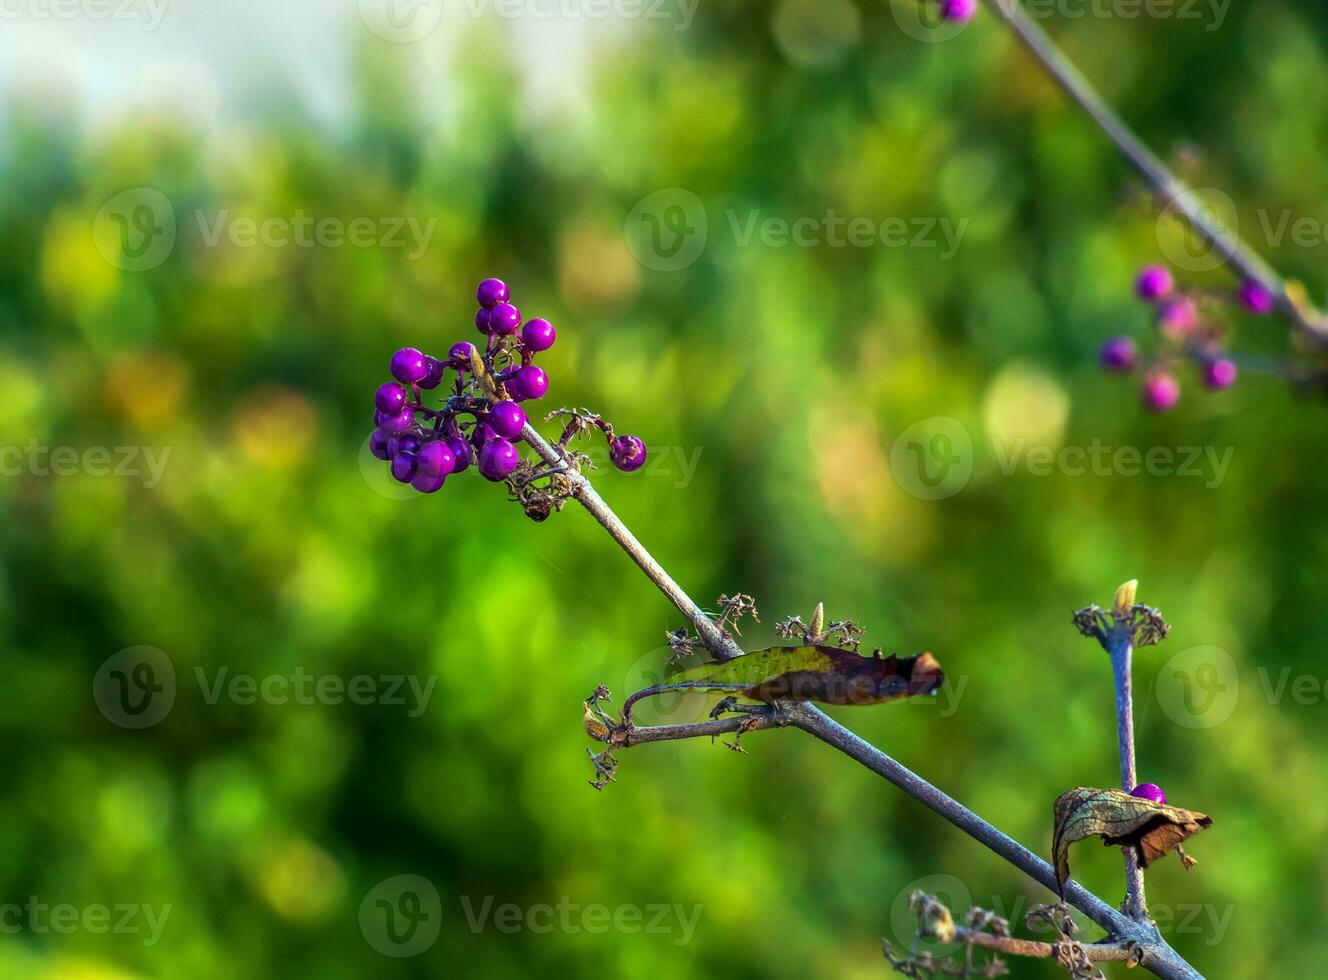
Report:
475,308,491,334
1099,336,1137,373
477,277,510,309
390,451,418,484
938,0,977,21
610,435,647,472
1238,279,1275,316
521,317,556,352
449,341,477,370
373,409,390,428
1203,357,1237,391
1130,783,1167,805
389,434,422,459
369,430,392,461
378,408,416,437
1135,265,1174,302
487,401,527,440
412,470,446,494
375,382,409,414
1157,297,1198,338
419,356,445,390
471,421,498,447
390,347,428,384
478,438,520,481
1142,373,1181,413
417,440,456,479
488,302,521,336
447,436,473,473
509,364,548,401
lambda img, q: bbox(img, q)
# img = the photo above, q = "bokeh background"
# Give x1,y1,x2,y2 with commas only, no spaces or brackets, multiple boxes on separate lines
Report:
2,1,1327,977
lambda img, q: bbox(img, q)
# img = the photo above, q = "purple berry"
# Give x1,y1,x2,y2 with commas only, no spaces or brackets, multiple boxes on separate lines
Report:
1130,783,1167,805
369,430,392,461
478,438,520,481
488,302,521,336
509,364,548,401
417,440,456,479
449,342,477,370
378,409,416,437
390,347,428,384
1135,265,1174,302
487,401,527,440
412,470,446,494
475,308,491,334
610,435,647,472
476,277,510,309
1142,373,1180,413
375,382,409,414
521,317,556,352
1099,336,1137,373
471,421,498,447
419,356,445,390
1238,279,1275,316
447,436,473,473
938,0,977,21
1203,357,1237,391
389,434,422,459
390,451,418,484
1157,297,1198,338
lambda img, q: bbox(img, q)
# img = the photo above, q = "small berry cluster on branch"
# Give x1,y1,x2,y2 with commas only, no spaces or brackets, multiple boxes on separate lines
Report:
1098,265,1274,412
367,277,646,505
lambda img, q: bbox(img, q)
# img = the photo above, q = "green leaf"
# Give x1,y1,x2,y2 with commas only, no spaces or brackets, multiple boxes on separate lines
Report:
1052,787,1213,896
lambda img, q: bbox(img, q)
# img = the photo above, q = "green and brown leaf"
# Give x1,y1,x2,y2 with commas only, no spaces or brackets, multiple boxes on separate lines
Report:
1052,787,1213,896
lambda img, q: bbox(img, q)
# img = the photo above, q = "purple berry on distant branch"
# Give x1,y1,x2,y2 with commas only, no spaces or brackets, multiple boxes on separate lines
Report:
390,347,428,384
375,382,409,414
1203,357,1238,391
610,435,647,472
1099,336,1137,373
1142,373,1181,413
938,0,977,22
510,364,548,401
488,302,522,336
1130,783,1167,805
521,317,556,352
1238,279,1275,316
1157,297,1198,338
1135,265,1174,302
488,401,527,440
476,277,510,309
478,438,520,481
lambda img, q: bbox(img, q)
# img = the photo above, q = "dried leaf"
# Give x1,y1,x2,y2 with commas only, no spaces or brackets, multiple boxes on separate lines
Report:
1052,787,1212,896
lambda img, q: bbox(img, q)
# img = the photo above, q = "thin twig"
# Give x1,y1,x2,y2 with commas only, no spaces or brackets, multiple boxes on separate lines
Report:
984,0,1327,342
1108,584,1148,921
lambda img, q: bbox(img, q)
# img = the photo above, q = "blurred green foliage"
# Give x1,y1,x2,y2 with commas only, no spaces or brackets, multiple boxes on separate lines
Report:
2,2,1328,978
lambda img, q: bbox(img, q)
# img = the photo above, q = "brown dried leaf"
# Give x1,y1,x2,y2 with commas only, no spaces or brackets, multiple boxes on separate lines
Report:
1052,787,1212,896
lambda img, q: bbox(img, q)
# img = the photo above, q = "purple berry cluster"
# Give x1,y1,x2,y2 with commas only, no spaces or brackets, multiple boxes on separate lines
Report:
368,277,647,499
1099,264,1271,412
